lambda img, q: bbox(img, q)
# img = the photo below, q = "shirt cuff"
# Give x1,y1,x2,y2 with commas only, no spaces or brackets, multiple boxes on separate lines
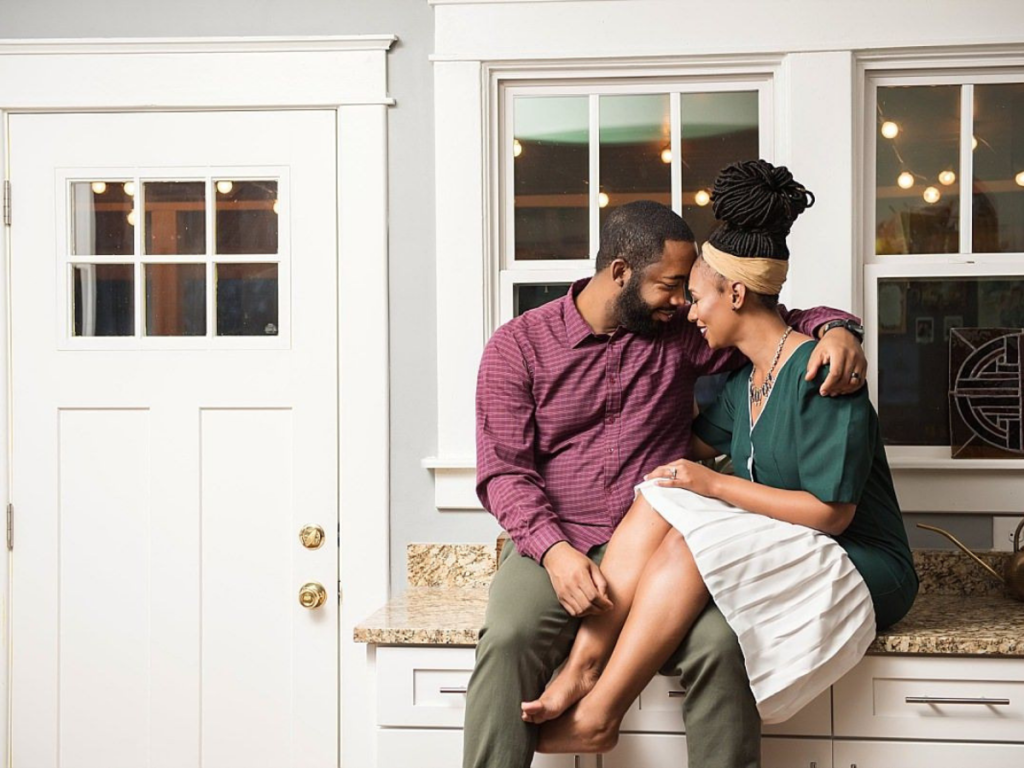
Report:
523,523,569,564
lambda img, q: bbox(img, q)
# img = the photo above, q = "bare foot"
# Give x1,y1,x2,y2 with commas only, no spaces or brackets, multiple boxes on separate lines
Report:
535,700,620,754
521,663,601,724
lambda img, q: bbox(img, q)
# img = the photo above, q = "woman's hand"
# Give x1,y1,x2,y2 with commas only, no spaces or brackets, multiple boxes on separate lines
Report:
644,459,717,497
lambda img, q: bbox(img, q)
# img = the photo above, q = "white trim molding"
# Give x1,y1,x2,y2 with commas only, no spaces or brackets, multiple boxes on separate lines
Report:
0,35,394,768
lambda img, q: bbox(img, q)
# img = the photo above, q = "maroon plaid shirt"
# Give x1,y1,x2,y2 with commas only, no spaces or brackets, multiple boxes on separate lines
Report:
476,278,855,562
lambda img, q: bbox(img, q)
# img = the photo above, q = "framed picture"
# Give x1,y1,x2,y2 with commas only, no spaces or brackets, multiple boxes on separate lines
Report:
877,282,906,334
915,316,934,344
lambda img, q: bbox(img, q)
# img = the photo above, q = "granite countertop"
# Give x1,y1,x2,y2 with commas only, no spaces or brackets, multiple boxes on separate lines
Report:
353,545,1024,656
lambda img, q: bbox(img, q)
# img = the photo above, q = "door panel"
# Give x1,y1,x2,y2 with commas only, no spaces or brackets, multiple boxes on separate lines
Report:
9,110,339,768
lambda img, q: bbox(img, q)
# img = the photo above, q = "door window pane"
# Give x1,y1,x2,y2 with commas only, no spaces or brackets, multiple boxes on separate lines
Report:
973,83,1024,253
875,85,961,255
216,263,278,336
145,263,206,336
513,283,571,316
680,92,760,242
876,276,1024,446
71,181,134,256
600,94,671,223
144,182,205,255
513,97,590,261
72,263,134,336
216,180,279,255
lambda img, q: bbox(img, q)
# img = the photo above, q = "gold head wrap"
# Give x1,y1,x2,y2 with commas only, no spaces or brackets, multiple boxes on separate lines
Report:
700,241,789,296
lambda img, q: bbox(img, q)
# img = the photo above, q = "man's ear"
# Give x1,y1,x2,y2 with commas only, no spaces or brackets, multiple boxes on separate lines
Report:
610,259,631,287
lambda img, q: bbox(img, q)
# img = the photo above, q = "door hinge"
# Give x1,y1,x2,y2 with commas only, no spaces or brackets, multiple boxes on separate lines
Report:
6,503,12,550
3,180,10,227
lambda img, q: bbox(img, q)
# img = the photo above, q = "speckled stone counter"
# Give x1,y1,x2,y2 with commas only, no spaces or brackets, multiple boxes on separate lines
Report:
354,547,1024,655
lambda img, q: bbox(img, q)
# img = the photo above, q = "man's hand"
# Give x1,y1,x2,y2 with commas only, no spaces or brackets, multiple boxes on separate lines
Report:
541,541,612,617
806,328,867,396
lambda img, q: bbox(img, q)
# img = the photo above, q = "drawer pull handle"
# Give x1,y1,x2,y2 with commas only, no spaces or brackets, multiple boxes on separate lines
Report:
667,690,686,698
905,696,1010,706
439,686,468,695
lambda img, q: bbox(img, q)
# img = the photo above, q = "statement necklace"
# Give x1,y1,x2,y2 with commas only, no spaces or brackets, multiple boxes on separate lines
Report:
749,326,793,407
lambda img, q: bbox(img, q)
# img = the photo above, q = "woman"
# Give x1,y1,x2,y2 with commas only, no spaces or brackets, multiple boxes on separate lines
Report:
521,160,918,754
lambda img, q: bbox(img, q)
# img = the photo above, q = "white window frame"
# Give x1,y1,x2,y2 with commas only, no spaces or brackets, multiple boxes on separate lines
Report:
859,53,1024,511
495,76,773,328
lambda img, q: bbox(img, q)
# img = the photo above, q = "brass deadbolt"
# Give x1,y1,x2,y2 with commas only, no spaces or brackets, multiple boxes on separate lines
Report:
299,524,325,550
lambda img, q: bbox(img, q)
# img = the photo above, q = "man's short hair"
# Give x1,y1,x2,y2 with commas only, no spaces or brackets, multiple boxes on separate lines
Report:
595,201,695,273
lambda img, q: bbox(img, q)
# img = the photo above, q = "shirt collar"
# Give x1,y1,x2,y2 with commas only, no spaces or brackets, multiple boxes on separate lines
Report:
563,278,603,348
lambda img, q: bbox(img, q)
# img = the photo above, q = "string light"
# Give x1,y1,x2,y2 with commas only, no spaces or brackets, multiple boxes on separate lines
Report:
126,209,137,226
90,181,107,195
660,148,673,164
598,192,610,208
938,170,956,186
897,172,915,190
1015,171,1024,188
513,139,523,158
880,121,899,139
694,189,711,207
273,200,280,214
123,181,135,197
923,186,941,204
972,136,979,151
216,180,234,195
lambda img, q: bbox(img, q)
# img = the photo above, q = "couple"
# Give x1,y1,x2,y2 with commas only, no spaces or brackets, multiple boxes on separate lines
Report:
466,160,917,768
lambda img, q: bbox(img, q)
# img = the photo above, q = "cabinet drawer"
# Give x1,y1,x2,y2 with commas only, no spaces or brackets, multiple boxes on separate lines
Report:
834,739,1024,767
376,646,477,727
833,656,1024,742
377,729,582,768
602,734,832,768
621,673,831,736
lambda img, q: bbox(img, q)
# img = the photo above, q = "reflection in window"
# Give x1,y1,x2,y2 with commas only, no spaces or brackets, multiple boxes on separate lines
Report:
875,85,961,255
680,92,759,242
72,263,134,336
144,182,206,256
216,263,279,336
71,181,134,256
513,97,590,261
876,276,1024,446
600,94,671,223
973,83,1024,254
513,283,571,317
145,263,206,336
216,180,279,255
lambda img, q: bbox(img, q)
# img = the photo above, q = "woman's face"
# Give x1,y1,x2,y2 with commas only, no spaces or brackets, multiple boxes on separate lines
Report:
686,258,735,349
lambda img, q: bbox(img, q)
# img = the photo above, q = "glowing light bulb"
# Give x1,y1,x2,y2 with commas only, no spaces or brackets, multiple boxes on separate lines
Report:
923,186,941,204
126,209,137,226
216,180,234,195
972,135,979,151
880,121,899,139
598,192,610,209
1015,171,1024,187
897,172,914,189
694,189,711,207
660,148,673,164
513,139,523,158
123,181,135,197
90,181,107,195
938,170,956,186
272,200,280,215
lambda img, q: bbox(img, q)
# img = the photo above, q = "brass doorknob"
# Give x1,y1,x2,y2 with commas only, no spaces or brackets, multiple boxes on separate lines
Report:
299,524,325,550
298,582,327,609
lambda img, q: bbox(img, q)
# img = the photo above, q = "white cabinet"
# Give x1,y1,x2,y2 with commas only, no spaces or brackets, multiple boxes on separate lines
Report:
376,729,587,768
603,735,832,768
833,740,1024,768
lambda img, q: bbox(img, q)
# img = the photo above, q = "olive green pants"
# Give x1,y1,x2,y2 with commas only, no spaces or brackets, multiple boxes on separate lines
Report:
462,542,761,768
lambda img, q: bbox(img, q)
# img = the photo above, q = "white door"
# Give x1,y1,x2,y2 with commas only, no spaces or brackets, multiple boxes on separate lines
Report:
9,111,339,768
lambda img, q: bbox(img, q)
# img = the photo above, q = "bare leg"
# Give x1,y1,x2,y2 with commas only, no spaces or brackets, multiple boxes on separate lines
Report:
537,530,710,753
522,493,671,723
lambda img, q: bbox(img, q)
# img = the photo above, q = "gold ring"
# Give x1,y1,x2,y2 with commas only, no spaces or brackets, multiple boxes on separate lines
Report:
850,372,862,381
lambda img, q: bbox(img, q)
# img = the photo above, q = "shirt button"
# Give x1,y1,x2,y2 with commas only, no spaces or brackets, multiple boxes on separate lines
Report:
606,415,615,424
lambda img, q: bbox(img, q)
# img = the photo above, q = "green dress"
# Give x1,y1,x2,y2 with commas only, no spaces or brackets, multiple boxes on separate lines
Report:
693,341,918,629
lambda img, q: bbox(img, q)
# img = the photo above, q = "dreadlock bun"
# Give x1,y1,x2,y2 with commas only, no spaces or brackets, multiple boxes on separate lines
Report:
708,159,815,260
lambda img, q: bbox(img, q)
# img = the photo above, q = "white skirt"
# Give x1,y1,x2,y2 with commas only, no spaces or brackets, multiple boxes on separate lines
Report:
637,479,876,724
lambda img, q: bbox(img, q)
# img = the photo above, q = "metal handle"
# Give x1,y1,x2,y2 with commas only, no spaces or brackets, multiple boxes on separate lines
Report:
439,686,468,694
299,524,325,550
573,756,580,768
298,582,327,609
667,690,686,698
906,696,1010,706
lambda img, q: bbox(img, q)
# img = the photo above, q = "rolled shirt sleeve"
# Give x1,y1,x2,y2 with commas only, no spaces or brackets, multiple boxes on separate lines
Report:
475,326,568,562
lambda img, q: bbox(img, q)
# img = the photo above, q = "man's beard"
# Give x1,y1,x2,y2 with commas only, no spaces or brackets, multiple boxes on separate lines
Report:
615,272,666,337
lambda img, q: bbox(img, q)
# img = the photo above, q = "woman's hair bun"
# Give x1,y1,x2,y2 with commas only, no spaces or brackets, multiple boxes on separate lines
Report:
710,160,815,237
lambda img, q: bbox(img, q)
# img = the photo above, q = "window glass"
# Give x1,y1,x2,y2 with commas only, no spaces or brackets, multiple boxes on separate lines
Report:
145,263,206,336
875,85,961,255
599,94,672,224
216,180,279,255
513,97,590,260
513,283,572,316
71,181,134,256
216,263,279,336
72,263,134,336
973,83,1024,254
144,182,205,255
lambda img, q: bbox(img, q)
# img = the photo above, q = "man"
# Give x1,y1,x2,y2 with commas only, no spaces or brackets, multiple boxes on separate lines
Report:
465,201,865,768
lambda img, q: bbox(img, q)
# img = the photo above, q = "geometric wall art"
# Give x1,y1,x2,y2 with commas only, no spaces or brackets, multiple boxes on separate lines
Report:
949,328,1024,458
